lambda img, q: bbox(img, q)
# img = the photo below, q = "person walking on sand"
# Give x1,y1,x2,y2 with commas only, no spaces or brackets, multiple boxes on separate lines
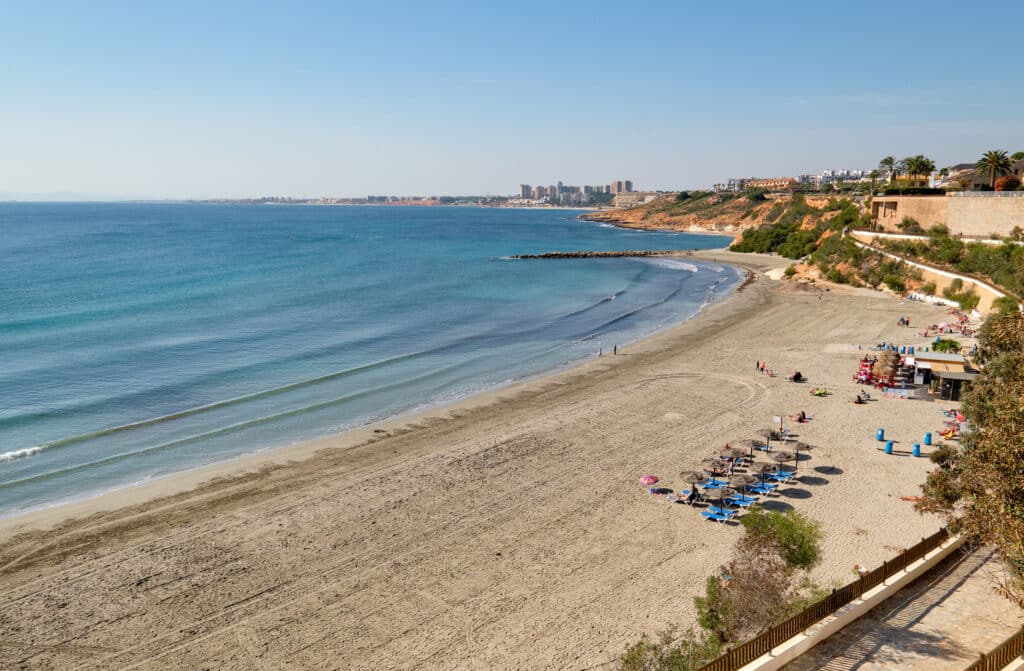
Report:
613,345,618,356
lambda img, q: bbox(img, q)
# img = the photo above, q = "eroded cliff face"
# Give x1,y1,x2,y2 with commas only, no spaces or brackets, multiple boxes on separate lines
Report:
581,193,834,237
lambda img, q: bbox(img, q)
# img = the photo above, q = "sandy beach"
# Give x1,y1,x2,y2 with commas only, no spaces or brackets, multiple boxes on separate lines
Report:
0,251,960,670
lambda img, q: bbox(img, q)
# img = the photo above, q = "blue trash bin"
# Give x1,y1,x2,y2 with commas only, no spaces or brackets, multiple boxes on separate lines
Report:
924,432,932,446
885,441,894,454
913,443,921,457
876,428,885,441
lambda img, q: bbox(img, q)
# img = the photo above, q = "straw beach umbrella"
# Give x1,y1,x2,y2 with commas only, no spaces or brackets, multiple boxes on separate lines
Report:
701,458,726,475
749,461,776,483
793,442,811,466
680,471,705,485
729,474,759,489
721,447,747,460
873,350,900,379
771,451,797,472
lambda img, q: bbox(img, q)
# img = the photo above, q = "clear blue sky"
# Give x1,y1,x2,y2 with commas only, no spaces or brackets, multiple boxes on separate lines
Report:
2,1,1023,199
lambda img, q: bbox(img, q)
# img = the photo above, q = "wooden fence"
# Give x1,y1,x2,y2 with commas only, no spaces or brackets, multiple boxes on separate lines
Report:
965,625,1024,671
697,527,951,671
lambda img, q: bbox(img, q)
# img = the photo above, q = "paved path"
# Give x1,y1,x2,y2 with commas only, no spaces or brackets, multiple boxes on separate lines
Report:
783,546,1023,671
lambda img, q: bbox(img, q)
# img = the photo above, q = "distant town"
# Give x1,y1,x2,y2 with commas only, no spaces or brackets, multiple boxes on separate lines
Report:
198,158,1024,209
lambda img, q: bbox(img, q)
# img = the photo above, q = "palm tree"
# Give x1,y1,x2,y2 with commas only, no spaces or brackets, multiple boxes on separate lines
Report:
879,156,896,184
975,150,1013,188
899,155,936,186
869,170,880,193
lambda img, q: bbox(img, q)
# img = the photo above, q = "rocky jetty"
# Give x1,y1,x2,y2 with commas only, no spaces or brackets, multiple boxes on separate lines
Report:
510,250,685,260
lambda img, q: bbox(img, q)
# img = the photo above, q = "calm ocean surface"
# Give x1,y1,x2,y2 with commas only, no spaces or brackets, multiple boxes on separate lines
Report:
0,203,738,515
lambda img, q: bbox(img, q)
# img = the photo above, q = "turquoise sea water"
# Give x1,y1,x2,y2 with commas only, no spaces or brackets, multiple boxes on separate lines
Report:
0,203,738,515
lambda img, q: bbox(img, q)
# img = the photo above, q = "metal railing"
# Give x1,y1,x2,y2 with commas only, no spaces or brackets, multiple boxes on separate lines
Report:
965,625,1024,671
697,528,951,671
947,191,1024,197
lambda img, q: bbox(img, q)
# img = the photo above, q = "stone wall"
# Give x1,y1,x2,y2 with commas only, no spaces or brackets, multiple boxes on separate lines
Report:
871,194,1024,238
947,195,1024,237
871,196,950,231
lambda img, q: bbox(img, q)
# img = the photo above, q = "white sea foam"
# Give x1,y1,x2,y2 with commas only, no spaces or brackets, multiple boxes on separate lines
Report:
0,446,44,463
642,258,699,272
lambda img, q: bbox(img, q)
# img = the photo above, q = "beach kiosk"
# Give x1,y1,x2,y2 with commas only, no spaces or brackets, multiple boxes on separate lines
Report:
933,370,978,401
909,351,967,386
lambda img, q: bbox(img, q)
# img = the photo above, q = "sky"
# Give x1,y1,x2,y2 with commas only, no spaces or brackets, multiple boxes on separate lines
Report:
2,1,1024,199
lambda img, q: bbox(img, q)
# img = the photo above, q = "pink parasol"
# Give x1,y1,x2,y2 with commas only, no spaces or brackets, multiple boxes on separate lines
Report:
639,474,659,486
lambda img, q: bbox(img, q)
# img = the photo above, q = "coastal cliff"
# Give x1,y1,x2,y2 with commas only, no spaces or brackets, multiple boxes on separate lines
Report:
581,191,834,239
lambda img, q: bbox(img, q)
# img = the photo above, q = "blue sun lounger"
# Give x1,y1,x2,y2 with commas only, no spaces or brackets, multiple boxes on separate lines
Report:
725,493,758,507
701,506,739,523
746,482,777,495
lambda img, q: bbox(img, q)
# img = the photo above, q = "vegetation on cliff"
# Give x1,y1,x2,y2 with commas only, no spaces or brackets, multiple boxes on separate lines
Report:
729,195,1023,310
875,225,1024,306
581,189,789,232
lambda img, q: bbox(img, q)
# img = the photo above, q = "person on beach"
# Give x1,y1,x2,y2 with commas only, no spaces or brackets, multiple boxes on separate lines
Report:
613,345,617,356
686,485,700,505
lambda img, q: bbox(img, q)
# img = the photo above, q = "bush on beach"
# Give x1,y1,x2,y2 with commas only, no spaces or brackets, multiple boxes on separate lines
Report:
618,509,824,670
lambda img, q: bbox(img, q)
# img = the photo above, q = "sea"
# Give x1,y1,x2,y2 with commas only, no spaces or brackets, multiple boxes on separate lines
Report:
0,203,740,515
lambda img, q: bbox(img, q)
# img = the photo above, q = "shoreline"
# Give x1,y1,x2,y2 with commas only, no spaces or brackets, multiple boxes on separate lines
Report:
0,251,743,535
0,250,957,670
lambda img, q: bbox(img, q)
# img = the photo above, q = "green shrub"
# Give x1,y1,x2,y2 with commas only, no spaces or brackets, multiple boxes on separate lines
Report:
993,296,1022,314
739,508,823,571
896,217,924,234
620,628,721,671
920,281,937,295
784,265,797,278
883,275,906,292
933,338,962,353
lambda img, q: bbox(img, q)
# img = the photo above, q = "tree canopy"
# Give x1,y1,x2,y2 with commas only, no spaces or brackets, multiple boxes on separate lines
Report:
918,311,1024,607
976,150,1014,188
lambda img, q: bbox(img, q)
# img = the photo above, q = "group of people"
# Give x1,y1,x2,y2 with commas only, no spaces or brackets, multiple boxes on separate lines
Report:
755,361,774,377
897,315,911,327
853,390,871,404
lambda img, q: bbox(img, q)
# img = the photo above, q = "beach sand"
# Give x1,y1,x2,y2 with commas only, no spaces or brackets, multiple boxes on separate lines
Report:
0,251,963,670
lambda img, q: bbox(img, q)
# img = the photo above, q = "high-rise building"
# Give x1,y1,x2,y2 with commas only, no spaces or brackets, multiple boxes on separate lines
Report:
624,180,633,192
520,184,531,198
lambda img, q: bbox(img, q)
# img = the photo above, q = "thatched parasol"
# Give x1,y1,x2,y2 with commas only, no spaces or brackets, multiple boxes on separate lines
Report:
704,487,737,502
680,471,705,484
729,474,759,488
721,447,748,460
771,451,798,471
873,349,901,379
701,458,727,474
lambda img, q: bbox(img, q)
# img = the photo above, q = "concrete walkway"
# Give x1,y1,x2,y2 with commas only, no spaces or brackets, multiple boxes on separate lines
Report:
782,546,1023,670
